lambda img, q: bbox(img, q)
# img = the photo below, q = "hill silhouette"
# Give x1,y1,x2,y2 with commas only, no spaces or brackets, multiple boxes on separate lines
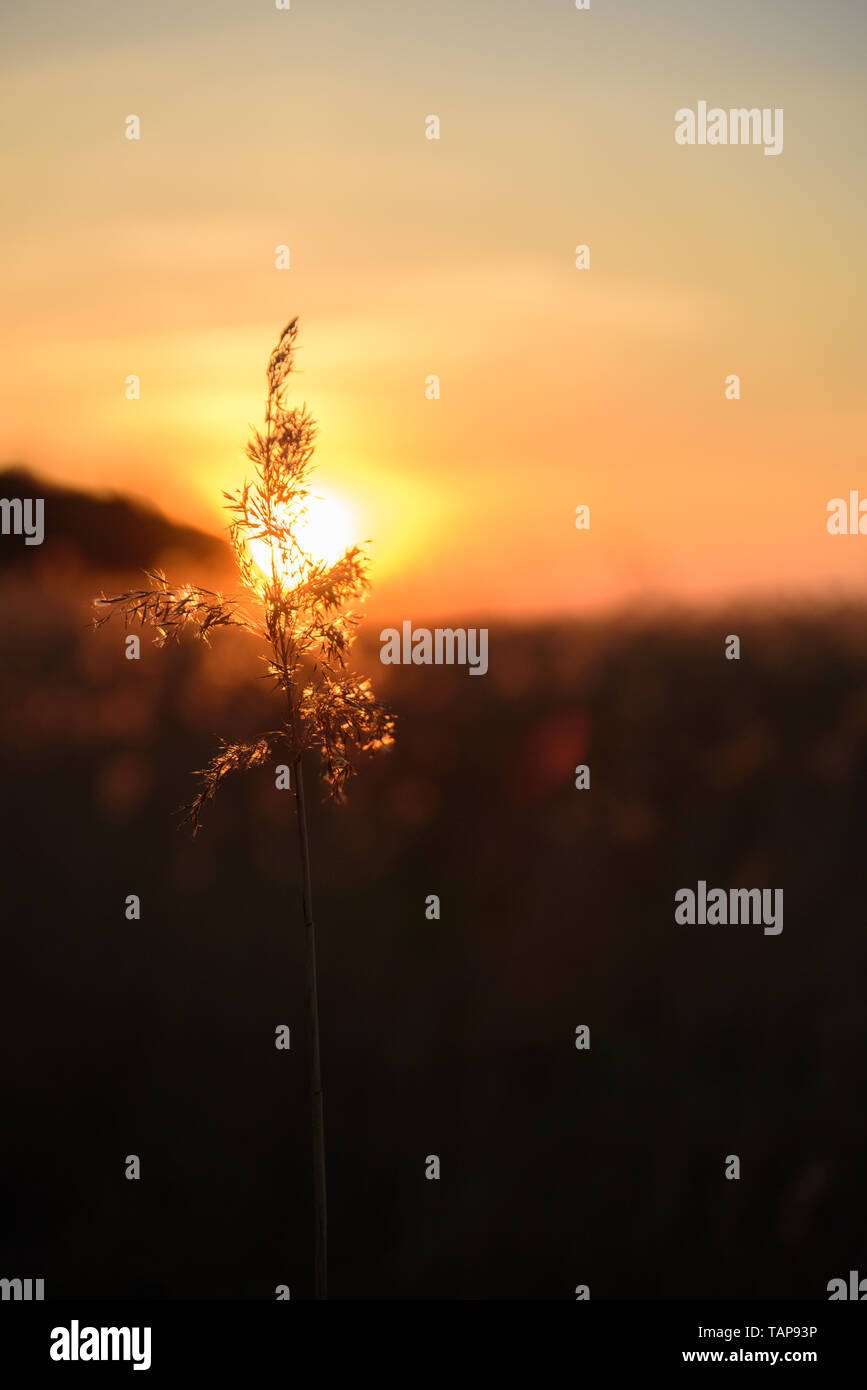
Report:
0,466,227,573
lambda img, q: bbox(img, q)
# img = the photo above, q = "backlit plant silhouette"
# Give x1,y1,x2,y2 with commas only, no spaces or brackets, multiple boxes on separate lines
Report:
93,319,394,1299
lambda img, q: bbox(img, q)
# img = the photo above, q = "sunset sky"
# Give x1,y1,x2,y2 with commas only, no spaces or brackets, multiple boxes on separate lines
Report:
1,0,865,617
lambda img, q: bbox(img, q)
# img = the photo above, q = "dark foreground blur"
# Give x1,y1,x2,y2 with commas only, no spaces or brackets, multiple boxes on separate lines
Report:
1,470,866,1299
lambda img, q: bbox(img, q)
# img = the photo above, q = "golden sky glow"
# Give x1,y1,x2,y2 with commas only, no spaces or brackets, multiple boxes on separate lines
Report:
1,1,865,616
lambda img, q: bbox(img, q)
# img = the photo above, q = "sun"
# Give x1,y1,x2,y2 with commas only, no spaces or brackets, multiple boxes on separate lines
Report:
248,489,356,582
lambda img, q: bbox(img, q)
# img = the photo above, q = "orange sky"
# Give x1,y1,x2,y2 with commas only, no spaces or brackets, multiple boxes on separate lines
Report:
1,0,865,617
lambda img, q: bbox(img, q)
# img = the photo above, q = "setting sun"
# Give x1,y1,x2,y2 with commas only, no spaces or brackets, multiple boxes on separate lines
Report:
247,490,356,581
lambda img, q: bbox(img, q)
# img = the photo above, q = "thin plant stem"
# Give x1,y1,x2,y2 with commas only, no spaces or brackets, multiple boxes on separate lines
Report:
94,322,393,1299
293,754,328,1300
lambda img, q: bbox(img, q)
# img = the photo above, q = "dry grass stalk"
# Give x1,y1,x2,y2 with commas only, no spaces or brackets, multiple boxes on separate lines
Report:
93,319,395,1299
